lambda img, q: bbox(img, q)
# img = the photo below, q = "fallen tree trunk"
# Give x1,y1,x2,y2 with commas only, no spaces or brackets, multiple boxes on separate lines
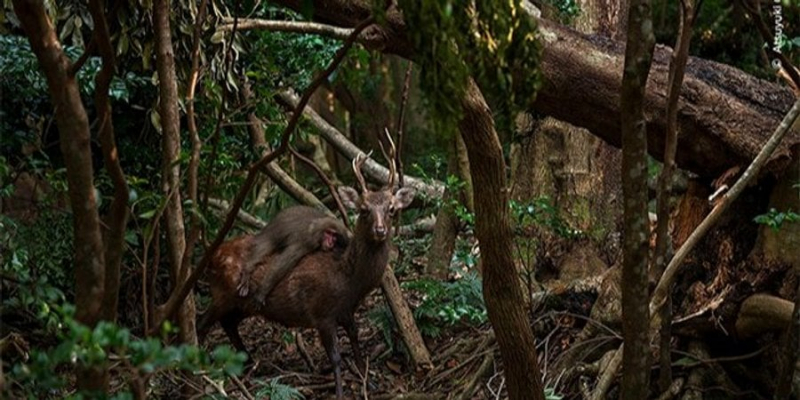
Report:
271,0,799,179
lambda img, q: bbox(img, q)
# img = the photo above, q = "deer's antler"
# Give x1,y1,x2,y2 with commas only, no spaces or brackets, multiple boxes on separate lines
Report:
379,128,397,190
352,151,371,194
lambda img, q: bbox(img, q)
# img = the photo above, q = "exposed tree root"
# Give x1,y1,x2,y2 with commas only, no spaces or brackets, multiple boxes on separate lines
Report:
735,293,793,339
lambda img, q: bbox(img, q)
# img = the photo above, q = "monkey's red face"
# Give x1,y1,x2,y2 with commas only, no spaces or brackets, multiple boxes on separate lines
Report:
322,229,337,250
321,227,351,252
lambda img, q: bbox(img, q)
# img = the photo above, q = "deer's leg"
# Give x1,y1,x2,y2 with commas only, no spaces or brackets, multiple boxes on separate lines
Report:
319,325,343,399
220,313,248,355
341,315,365,373
197,301,227,342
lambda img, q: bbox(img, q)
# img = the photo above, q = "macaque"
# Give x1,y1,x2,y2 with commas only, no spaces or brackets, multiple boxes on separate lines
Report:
237,206,351,304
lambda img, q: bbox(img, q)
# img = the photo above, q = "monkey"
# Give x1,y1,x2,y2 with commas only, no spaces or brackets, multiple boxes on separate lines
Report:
236,206,351,305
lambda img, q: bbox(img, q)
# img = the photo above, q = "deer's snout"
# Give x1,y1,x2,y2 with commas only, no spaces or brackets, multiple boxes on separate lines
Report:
374,225,388,240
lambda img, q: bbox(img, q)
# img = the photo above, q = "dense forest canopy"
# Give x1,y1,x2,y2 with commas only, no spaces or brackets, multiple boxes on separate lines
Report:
1,0,799,399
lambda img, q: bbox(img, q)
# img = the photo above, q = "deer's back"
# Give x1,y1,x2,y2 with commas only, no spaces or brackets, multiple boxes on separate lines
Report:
256,251,370,328
208,236,383,329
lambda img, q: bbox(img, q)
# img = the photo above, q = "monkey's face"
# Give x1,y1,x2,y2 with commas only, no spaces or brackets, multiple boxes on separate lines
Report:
321,229,350,252
338,186,416,242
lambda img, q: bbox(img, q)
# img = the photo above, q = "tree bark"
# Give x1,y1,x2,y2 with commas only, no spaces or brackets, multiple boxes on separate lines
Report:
88,0,130,324
244,86,328,210
12,0,107,392
652,0,695,390
459,79,545,400
381,265,433,367
619,0,656,397
153,0,196,344
426,137,463,278
271,0,800,179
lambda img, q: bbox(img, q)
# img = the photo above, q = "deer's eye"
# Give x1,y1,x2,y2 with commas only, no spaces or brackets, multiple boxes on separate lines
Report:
388,206,396,215
359,207,369,215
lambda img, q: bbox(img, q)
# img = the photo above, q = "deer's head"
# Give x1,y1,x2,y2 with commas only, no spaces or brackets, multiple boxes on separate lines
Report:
338,133,415,243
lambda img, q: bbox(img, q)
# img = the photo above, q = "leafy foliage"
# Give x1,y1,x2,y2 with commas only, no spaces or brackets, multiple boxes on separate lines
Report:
548,0,581,23
1,164,74,330
445,174,475,227
254,378,306,400
398,0,542,135
754,208,800,231
6,306,245,399
510,198,583,240
403,272,487,338
5,304,245,399
243,4,340,91
510,197,583,295
1,214,70,332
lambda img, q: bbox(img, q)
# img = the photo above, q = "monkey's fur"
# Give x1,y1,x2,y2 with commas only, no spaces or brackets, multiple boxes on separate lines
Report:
237,206,351,305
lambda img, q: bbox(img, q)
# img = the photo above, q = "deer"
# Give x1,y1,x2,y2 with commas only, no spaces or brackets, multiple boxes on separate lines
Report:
197,138,415,399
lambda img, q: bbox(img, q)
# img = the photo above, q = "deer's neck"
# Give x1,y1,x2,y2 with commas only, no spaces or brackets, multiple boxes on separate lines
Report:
343,224,390,289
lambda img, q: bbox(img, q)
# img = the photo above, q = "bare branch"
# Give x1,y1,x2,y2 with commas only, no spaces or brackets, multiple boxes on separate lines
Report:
242,79,327,209
290,146,350,228
88,0,130,323
277,89,444,198
206,198,265,230
218,18,352,38
652,0,696,390
379,128,397,190
181,0,210,283
651,97,800,318
395,61,413,187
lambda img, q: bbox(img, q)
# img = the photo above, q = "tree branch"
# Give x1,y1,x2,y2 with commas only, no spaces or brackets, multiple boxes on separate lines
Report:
618,0,657,396
277,89,444,199
88,0,130,323
12,0,107,390
218,17,352,38
651,97,800,318
242,81,328,209
652,0,696,390
180,0,210,287
290,146,350,228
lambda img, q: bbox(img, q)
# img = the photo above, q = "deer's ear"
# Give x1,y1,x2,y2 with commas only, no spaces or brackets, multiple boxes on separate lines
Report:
338,186,360,210
392,187,416,210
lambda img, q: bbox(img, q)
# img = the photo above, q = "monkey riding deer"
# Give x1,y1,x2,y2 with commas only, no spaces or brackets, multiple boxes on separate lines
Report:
235,206,352,303
198,143,415,399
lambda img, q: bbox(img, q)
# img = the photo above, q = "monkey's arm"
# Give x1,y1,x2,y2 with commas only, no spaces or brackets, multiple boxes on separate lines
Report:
252,244,312,304
237,237,277,297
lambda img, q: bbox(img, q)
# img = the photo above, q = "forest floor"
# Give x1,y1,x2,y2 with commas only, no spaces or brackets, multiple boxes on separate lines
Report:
201,288,597,400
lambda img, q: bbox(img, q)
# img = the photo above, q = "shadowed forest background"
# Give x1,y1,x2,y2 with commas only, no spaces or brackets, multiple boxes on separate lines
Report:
1,0,799,398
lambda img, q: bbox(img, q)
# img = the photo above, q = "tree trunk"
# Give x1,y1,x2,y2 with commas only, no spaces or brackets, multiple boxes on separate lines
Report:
619,0,656,397
381,265,433,367
459,79,545,400
12,0,107,392
272,0,799,180
426,137,463,278
88,0,130,324
509,0,623,290
154,0,196,344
